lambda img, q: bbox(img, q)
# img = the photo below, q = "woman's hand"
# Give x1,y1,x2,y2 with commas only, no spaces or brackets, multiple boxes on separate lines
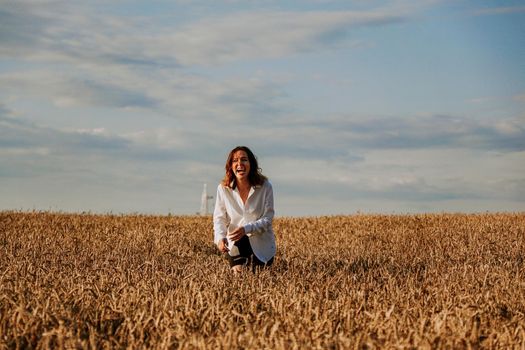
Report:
227,227,245,242
217,238,229,253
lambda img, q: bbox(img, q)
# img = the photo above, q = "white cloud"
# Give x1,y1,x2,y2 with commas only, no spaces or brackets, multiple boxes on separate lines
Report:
267,146,525,213
1,1,408,67
2,104,525,214
0,66,290,128
493,120,523,136
167,10,405,65
263,114,525,154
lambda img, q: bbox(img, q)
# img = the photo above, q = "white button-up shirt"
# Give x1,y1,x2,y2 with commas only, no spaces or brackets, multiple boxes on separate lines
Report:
213,180,276,263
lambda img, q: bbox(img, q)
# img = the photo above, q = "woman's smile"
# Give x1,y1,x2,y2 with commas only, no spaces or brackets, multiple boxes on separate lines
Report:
232,150,250,180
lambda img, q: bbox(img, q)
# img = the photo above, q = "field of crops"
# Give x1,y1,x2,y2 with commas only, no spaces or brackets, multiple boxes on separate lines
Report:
1,211,524,349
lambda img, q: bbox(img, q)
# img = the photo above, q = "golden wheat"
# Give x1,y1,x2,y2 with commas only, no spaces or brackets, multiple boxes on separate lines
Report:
1,211,524,349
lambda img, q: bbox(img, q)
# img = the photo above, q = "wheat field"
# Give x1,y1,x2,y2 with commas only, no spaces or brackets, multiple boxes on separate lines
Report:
0,211,524,349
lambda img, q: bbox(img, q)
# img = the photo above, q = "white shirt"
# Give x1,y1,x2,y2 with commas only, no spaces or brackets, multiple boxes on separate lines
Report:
213,180,276,263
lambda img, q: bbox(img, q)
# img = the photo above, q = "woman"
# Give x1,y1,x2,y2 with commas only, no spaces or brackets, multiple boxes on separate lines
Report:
213,146,276,273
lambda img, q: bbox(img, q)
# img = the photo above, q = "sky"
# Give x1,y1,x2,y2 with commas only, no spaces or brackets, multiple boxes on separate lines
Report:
1,0,524,216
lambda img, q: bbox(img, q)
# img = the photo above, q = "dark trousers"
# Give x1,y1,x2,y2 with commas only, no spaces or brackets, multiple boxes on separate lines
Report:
228,235,274,272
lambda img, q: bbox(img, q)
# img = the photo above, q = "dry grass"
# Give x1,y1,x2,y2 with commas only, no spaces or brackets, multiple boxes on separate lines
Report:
1,211,524,349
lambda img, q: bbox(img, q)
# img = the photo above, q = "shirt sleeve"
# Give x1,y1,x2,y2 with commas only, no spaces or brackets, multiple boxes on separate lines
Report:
213,185,229,245
244,181,274,236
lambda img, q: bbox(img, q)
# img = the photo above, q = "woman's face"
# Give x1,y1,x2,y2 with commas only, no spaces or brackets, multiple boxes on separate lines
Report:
232,150,251,182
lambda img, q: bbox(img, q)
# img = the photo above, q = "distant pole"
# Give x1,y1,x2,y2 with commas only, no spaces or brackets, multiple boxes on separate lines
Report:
200,183,213,215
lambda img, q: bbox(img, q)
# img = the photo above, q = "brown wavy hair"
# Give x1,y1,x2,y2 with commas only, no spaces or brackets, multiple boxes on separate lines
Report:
221,146,267,189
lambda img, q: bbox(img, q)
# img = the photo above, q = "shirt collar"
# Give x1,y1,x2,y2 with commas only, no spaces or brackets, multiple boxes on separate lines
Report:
229,180,262,189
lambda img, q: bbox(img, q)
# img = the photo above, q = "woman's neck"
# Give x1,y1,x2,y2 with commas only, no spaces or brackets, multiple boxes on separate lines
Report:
236,178,251,191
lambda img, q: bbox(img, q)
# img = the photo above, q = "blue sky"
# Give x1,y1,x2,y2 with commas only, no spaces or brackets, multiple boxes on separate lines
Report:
1,0,524,216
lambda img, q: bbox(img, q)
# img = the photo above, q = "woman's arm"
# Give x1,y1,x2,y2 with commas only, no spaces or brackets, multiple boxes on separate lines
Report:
244,181,274,235
213,185,229,246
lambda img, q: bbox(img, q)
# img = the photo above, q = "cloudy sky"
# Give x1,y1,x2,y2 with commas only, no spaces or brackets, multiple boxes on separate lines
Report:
1,0,524,216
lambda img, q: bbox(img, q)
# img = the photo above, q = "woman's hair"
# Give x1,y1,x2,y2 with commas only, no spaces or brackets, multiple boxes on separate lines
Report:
222,146,267,189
